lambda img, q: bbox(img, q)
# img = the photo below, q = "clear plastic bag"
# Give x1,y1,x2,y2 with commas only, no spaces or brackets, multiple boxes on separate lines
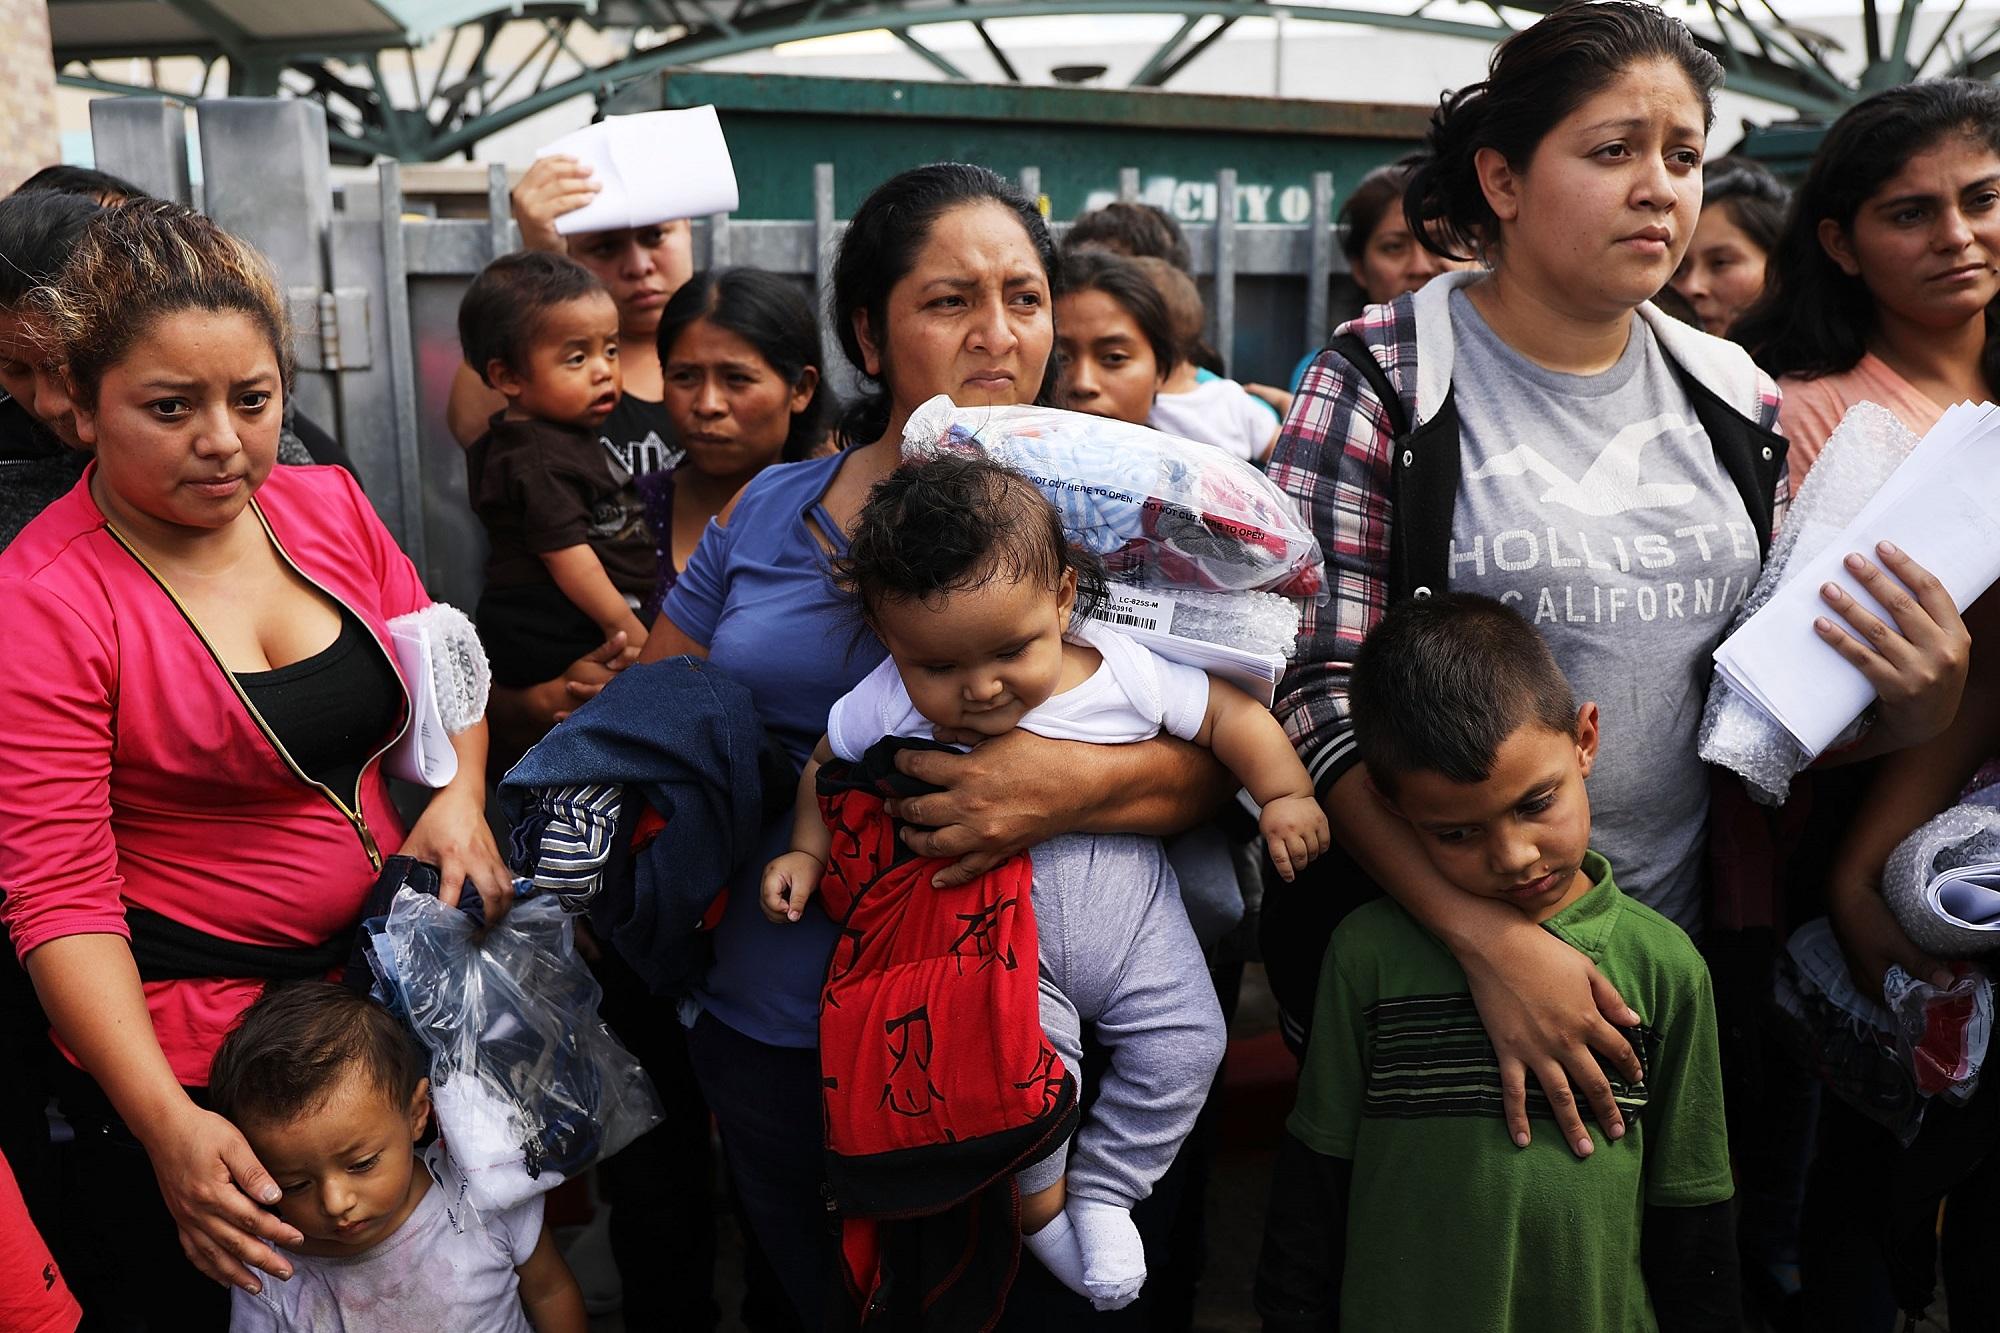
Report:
1774,917,1993,1145
1883,964,1992,1103
368,887,662,1212
902,395,1327,600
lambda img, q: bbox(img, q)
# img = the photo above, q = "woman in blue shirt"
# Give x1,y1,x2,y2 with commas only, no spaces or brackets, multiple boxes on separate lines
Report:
639,163,1230,1326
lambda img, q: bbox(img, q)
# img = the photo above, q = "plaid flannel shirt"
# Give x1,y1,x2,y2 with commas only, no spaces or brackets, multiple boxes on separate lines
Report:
1268,296,1788,801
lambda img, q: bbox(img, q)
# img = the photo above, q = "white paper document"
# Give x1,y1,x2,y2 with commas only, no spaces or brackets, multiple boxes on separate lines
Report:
535,106,739,236
1712,402,2000,757
1930,865,2000,931
386,622,460,788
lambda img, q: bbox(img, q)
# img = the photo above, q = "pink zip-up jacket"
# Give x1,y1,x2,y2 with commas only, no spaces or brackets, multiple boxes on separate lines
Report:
0,463,426,1085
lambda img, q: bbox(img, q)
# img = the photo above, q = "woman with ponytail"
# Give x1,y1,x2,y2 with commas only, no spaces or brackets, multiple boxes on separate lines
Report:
1262,0,1969,1159
635,163,1229,1327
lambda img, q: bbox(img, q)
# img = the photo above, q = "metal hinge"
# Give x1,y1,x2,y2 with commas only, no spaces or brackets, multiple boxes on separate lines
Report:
288,286,372,371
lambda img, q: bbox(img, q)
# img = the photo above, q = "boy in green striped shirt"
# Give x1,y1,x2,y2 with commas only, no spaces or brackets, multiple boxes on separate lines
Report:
1254,593,1737,1332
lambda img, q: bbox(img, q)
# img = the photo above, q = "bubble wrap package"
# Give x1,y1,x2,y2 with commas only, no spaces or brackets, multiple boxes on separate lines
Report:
1884,803,2000,956
388,602,491,732
902,395,1326,600
369,888,662,1212
1699,403,1920,803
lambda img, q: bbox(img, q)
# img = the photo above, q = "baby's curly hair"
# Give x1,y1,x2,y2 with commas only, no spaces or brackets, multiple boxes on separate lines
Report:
834,453,1107,634
30,198,291,408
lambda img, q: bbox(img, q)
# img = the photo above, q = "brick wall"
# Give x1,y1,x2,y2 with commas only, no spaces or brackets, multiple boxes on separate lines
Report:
0,1,59,193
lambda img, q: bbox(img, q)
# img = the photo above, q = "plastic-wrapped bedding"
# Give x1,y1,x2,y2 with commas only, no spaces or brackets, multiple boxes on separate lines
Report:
1884,803,2000,957
901,395,1326,600
1699,402,1920,804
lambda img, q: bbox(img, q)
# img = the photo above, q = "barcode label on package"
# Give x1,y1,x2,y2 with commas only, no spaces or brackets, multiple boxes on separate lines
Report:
1092,587,1175,634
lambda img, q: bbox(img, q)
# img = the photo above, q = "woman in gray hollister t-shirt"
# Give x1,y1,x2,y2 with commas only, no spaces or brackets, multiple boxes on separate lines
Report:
1264,1,1972,1156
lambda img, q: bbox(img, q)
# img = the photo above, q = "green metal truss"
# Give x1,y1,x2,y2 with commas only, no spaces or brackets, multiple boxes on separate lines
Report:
50,0,2000,162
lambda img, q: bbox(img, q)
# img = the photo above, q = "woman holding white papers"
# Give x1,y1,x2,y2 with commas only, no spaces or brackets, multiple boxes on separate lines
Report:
1739,81,2000,492
1263,0,1972,1164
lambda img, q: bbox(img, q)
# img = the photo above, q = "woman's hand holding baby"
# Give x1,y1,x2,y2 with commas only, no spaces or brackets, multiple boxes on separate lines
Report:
1261,794,1331,883
762,851,825,923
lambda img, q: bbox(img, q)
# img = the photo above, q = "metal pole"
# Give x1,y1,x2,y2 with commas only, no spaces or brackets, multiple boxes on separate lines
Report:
1214,168,1237,378
1118,167,1140,203
486,162,513,259
708,209,732,268
194,99,337,430
814,162,847,388
1307,170,1334,352
1019,166,1041,210
377,160,428,573
88,98,192,205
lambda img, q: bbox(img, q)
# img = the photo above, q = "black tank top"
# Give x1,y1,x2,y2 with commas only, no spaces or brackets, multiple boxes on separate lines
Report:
596,393,680,479
235,609,403,805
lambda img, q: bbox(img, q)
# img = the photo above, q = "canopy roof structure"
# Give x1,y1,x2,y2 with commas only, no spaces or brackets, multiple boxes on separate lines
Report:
49,0,2000,161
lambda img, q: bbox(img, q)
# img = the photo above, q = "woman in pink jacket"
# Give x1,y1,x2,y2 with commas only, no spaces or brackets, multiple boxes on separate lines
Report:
0,201,513,1329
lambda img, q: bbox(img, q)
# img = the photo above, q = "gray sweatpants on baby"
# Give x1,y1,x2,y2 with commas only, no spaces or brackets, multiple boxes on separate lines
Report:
1014,832,1228,1210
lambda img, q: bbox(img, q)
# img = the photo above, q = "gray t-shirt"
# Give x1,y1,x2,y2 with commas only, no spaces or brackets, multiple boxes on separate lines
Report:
1446,290,1760,931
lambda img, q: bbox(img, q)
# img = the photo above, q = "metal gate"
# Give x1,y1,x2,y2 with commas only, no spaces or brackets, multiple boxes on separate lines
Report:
86,95,1361,610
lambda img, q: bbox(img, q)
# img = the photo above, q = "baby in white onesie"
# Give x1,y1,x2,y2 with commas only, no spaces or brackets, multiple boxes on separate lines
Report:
762,454,1329,1310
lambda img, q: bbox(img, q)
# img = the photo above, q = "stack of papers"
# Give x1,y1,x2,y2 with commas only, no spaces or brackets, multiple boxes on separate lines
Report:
1927,864,2000,934
536,106,739,235
1713,402,2000,757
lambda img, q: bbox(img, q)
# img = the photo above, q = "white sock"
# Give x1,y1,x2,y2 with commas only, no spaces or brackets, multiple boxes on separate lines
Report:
1068,1197,1147,1311
1023,1208,1092,1300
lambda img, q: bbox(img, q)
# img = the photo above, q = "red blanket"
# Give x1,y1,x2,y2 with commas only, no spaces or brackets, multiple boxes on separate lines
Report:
816,738,1078,1329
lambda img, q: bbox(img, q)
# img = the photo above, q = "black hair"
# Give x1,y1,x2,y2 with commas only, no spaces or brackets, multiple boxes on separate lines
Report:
659,267,829,462
833,453,1107,634
1352,593,1579,798
14,164,144,205
458,249,607,387
1058,248,1177,375
208,982,427,1127
1064,200,1194,272
1339,156,1425,267
0,190,100,308
1407,1,1723,261
1700,154,1789,257
831,163,1059,447
1737,79,2000,383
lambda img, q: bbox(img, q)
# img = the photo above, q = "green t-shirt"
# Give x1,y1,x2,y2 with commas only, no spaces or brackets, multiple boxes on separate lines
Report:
1287,852,1733,1332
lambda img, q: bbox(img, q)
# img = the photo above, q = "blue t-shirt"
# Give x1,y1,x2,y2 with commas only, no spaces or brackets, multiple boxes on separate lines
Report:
663,451,887,1047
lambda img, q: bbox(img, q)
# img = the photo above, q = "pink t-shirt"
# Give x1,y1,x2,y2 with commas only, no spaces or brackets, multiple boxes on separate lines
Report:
1777,354,1945,493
